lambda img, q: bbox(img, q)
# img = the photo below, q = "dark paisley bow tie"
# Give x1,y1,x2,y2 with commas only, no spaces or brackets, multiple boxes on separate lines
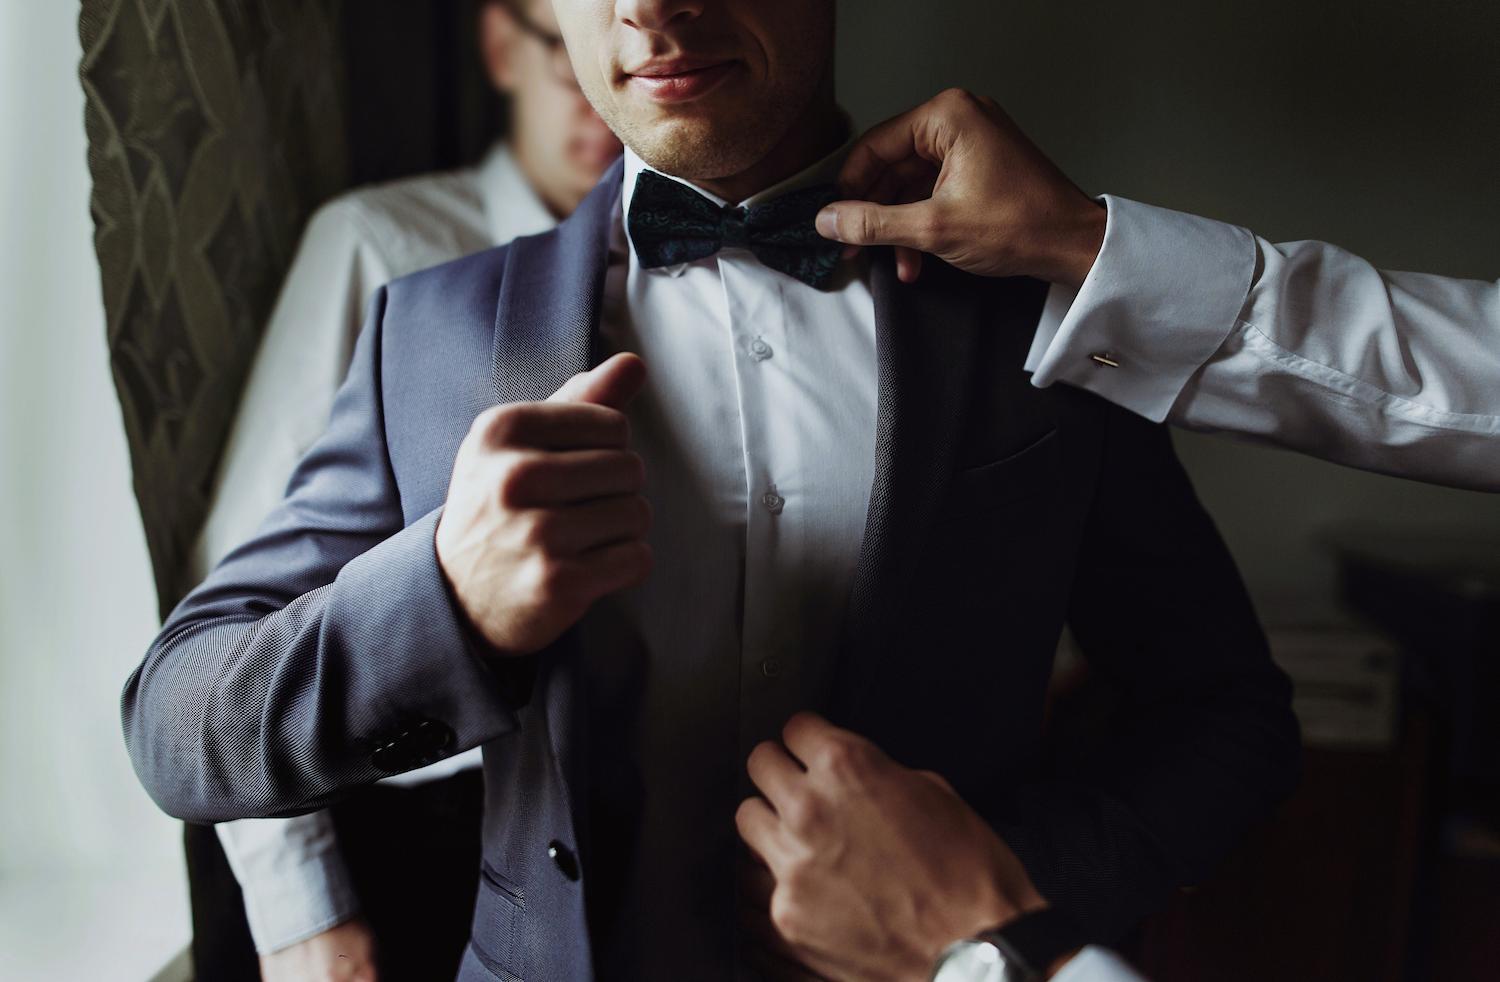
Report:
626,169,844,289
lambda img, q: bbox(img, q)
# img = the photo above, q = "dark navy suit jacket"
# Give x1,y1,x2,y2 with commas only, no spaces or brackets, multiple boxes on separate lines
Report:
123,161,1300,982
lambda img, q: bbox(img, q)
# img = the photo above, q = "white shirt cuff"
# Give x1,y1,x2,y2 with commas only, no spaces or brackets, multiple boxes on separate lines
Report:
215,816,361,954
1052,946,1148,982
1025,195,1258,422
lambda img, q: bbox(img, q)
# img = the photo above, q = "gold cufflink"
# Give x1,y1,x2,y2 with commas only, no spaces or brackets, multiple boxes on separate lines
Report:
1090,352,1120,368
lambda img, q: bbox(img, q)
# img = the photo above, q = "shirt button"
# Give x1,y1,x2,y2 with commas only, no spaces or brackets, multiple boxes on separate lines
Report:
1090,351,1121,368
761,484,785,515
761,657,783,678
749,336,774,362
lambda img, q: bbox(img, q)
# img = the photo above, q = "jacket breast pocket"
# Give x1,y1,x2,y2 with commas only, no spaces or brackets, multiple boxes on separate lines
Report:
468,860,527,981
946,428,1061,515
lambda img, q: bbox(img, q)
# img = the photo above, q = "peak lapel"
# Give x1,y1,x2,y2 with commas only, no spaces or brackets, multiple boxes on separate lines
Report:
831,258,1044,725
488,157,623,866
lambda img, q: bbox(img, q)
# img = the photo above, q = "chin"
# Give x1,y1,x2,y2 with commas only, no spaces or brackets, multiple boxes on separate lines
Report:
625,111,776,184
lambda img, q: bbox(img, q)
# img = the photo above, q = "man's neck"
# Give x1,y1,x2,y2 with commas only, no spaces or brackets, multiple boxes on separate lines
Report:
694,92,846,204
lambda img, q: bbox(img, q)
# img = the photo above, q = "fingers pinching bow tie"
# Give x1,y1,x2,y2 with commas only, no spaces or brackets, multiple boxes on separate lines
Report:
626,169,844,289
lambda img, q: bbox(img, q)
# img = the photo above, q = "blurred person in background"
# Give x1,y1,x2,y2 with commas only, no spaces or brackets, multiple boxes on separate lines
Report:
183,2,619,979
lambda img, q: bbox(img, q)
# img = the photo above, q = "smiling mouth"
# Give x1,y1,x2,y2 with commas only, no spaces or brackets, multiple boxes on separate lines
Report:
625,59,738,104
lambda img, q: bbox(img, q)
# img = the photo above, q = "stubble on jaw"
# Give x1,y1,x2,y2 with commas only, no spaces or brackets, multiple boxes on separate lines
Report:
580,12,837,186
621,108,785,184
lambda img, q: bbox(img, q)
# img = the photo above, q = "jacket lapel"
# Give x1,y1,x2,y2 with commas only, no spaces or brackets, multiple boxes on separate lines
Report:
831,259,1041,725
489,157,624,859
491,157,623,401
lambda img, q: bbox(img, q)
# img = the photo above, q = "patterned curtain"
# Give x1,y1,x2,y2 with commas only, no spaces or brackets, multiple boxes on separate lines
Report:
78,0,348,615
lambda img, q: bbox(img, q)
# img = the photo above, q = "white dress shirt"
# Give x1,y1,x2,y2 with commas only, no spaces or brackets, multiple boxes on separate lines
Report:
197,143,556,954
943,945,1148,982
576,143,878,977
1053,947,1147,982
1028,196,1500,492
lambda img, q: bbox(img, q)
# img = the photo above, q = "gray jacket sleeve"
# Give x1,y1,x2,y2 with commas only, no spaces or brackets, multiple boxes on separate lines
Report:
121,287,517,823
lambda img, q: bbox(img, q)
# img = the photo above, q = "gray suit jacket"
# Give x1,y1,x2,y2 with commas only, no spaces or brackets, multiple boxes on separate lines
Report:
123,161,1300,981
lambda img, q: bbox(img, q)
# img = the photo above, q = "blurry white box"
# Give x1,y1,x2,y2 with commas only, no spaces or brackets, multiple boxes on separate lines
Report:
1269,626,1400,751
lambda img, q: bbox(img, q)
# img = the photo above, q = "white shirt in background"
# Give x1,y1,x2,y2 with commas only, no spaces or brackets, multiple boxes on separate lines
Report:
1028,196,1500,492
195,143,555,954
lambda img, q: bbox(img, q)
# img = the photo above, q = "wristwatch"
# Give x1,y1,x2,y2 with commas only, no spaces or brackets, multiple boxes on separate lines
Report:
930,907,1084,982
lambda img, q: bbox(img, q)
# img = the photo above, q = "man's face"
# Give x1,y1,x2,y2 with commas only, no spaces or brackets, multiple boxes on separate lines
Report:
550,0,836,182
483,0,622,203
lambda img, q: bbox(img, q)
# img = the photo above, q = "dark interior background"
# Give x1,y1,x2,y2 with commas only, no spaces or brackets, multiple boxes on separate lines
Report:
344,0,506,187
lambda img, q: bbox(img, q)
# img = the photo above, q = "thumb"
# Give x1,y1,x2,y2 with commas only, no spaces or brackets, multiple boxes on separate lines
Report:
816,199,937,250
548,352,647,409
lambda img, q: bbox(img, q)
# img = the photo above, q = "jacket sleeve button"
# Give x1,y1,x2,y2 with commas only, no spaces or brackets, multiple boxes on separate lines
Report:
371,742,407,774
413,719,455,754
369,719,453,774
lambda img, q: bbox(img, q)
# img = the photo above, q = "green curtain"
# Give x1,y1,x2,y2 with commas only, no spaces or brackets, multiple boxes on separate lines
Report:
78,0,348,616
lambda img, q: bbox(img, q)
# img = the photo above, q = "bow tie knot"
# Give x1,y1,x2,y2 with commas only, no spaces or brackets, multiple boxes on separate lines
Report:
626,169,844,289
719,205,750,249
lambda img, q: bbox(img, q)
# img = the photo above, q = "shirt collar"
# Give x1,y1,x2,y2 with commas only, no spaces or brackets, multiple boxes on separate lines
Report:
617,114,856,274
478,141,557,246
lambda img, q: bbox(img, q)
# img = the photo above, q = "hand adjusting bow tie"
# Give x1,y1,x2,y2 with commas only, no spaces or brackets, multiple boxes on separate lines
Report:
627,169,844,289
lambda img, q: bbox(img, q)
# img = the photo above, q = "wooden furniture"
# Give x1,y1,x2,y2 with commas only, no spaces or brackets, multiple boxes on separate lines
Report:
1130,713,1430,982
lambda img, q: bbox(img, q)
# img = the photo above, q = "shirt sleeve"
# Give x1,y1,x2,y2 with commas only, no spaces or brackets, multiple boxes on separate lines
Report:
1051,947,1150,982
194,198,393,955
190,197,395,581
1025,195,1500,492
215,815,360,954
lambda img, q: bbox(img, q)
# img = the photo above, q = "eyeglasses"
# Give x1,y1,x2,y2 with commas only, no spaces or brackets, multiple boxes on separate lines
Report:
500,0,580,88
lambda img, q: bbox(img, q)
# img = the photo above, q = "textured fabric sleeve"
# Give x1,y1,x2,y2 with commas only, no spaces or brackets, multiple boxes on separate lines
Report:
996,407,1301,941
195,197,394,952
1027,197,1500,491
122,287,519,823
215,813,361,954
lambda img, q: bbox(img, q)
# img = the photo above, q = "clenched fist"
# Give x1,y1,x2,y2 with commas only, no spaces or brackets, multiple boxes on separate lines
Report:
435,352,653,657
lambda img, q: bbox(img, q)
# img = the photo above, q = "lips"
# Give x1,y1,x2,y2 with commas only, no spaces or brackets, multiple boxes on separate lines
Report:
625,57,738,104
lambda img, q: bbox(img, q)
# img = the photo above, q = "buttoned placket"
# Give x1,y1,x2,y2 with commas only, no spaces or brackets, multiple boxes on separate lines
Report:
609,151,880,979
714,251,805,759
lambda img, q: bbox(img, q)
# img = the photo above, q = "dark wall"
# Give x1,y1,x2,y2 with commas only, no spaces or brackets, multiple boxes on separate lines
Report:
836,0,1500,614
344,0,506,186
